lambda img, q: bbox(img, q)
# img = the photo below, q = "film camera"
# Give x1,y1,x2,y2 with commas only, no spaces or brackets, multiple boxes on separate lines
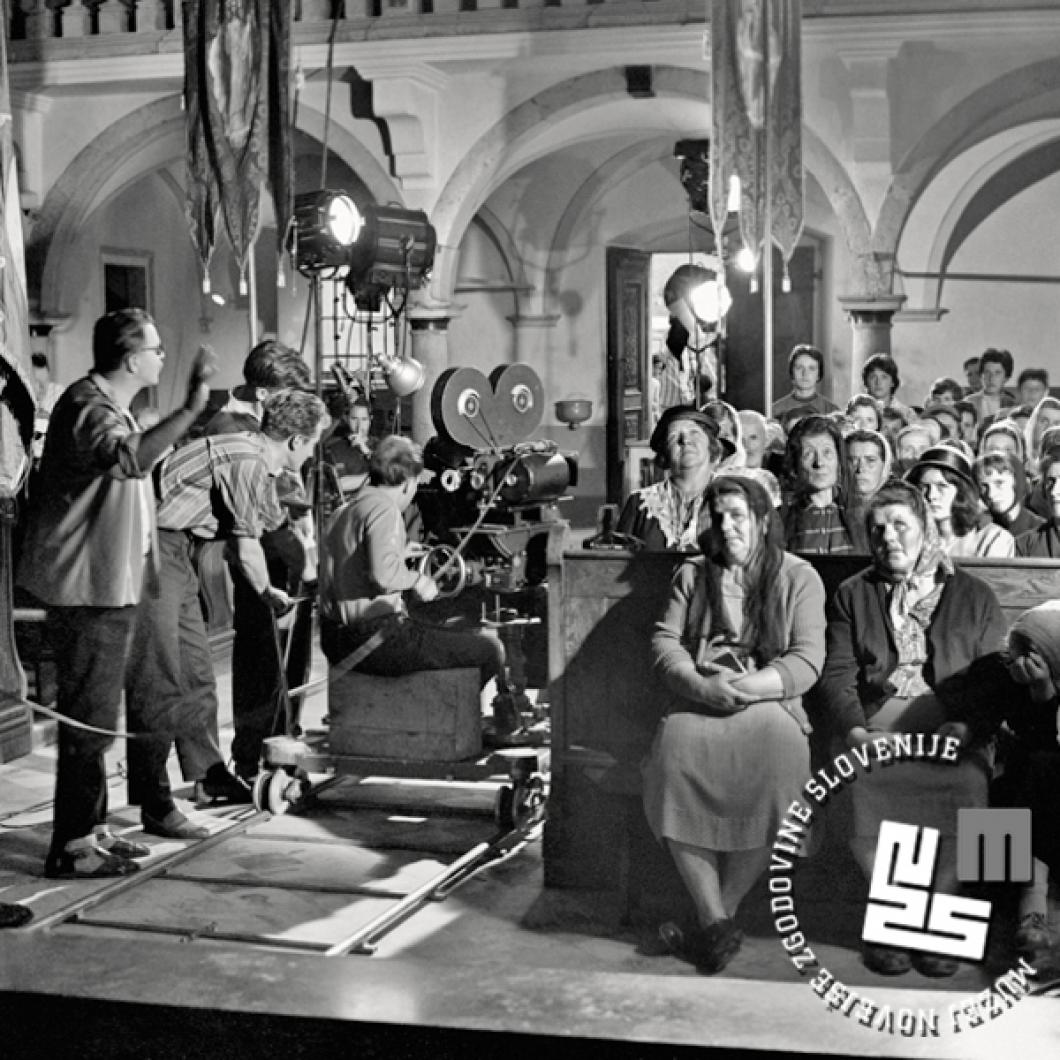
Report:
416,363,578,601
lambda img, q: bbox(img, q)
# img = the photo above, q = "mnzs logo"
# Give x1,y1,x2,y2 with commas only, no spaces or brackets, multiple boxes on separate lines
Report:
862,820,992,961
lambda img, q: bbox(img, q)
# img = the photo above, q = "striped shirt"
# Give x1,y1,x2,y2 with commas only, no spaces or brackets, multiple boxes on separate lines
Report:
155,433,284,540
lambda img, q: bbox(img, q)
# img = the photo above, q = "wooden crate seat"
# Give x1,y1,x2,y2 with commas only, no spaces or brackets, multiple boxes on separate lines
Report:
328,666,482,762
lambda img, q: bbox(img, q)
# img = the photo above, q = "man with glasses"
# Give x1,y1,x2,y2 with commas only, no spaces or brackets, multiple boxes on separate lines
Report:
18,308,215,878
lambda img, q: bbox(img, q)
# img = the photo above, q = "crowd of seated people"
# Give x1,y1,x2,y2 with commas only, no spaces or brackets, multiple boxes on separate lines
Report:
621,340,1060,978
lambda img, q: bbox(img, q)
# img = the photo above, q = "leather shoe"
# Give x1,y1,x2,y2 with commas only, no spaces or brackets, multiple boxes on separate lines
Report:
862,943,912,975
45,844,140,879
93,826,151,859
911,951,959,978
659,918,743,975
196,765,253,805
0,903,33,928
141,809,210,840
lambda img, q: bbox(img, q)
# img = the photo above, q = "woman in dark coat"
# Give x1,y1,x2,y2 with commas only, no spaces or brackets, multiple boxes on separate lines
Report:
818,478,1007,978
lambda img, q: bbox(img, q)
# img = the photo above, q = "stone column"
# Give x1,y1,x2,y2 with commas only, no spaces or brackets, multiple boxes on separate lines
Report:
408,310,452,444
839,295,906,388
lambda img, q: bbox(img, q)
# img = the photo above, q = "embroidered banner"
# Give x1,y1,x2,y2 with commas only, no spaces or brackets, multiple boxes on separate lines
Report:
183,1,292,288
0,2,34,475
710,0,804,270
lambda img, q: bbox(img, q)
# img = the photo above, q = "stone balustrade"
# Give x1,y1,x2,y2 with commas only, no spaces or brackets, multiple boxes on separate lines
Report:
7,0,710,50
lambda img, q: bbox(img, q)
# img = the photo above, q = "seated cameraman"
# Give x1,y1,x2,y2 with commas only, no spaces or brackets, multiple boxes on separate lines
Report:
318,435,505,692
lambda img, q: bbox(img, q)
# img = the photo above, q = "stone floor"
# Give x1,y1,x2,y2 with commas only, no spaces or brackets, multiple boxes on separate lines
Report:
1,642,1058,1059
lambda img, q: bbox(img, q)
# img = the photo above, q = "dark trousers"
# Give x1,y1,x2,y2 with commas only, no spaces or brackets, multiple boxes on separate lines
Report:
125,530,222,818
48,605,137,857
226,525,312,778
228,568,313,777
321,614,506,690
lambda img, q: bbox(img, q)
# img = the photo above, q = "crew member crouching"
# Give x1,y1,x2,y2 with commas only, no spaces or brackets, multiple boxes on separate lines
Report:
319,435,505,696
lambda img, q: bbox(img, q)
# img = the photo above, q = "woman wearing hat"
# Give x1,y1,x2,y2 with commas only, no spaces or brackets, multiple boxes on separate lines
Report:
906,443,1015,557
616,405,730,551
818,478,1007,977
643,475,826,974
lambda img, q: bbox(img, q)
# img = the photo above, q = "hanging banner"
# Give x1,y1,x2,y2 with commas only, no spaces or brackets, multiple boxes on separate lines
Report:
183,0,293,287
0,3,34,489
710,0,804,270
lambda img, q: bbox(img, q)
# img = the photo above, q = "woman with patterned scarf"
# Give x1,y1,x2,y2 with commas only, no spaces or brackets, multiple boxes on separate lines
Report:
616,405,733,551
818,478,1007,978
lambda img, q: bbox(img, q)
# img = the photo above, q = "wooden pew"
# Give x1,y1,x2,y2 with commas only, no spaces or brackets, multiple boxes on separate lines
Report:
542,529,1060,921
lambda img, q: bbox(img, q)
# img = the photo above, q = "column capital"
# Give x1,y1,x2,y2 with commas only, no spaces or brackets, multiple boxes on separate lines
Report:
408,313,452,332
838,295,907,324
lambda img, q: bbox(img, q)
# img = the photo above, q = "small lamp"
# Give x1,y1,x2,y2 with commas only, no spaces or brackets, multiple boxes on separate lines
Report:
377,352,426,397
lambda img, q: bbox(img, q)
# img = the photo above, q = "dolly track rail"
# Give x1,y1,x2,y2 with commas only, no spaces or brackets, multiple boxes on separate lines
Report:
31,783,542,957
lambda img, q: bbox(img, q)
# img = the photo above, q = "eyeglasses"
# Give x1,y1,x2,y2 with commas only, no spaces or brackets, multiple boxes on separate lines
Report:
140,345,165,358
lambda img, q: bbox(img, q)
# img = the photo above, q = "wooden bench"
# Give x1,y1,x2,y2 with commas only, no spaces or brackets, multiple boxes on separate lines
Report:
542,531,1060,923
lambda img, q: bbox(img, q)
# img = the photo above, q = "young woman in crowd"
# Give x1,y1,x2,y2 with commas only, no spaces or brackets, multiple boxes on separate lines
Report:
905,444,1015,557
975,450,1043,538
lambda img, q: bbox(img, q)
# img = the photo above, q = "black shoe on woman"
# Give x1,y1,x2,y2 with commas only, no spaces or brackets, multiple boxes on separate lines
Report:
862,942,912,975
659,918,743,974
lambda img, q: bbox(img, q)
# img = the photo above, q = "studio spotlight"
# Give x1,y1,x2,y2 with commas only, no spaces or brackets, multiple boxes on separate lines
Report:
290,189,364,273
346,204,437,295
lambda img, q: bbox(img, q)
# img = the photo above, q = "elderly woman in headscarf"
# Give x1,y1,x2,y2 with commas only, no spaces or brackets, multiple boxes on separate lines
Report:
935,602,1060,962
616,405,731,551
1016,443,1060,556
818,478,1007,978
643,475,826,974
701,398,746,471
1023,396,1060,477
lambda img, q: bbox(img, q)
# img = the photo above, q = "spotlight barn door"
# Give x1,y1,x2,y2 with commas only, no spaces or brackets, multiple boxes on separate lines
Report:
605,246,651,505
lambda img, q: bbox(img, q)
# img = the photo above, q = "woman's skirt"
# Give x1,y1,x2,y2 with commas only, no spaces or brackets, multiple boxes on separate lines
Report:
641,700,809,852
848,694,990,878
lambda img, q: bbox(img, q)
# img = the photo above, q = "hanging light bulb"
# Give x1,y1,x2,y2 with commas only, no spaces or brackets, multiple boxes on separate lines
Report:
727,174,741,213
735,246,757,274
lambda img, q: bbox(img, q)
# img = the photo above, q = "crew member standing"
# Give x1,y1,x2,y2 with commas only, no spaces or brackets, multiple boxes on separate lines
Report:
124,389,328,838
17,308,214,877
202,339,315,787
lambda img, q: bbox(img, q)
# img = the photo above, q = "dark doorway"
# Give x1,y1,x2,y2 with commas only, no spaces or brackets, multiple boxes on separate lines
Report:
721,243,818,415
